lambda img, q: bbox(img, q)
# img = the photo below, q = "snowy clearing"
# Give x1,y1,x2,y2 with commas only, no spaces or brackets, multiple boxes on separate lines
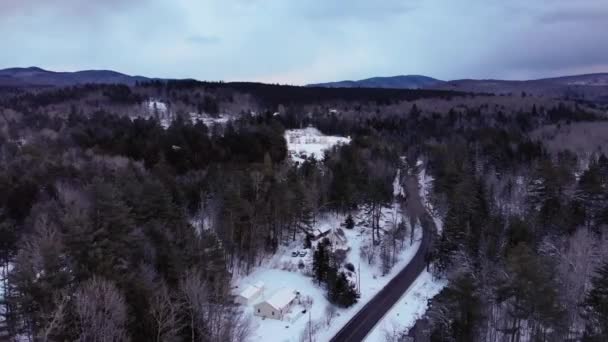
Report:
285,127,350,163
366,271,447,341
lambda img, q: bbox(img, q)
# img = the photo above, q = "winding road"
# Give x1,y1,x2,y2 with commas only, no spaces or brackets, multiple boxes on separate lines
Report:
330,171,436,342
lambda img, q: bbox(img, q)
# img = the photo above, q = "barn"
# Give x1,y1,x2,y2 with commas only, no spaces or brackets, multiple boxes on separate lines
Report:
235,281,264,305
254,288,298,320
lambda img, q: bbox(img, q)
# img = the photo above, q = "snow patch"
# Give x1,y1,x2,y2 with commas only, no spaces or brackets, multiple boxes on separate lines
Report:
285,127,350,163
189,112,231,127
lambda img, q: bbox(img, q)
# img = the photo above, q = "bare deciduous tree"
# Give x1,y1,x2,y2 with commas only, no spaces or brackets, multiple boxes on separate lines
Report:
40,294,68,342
179,269,251,342
75,277,129,342
149,281,182,342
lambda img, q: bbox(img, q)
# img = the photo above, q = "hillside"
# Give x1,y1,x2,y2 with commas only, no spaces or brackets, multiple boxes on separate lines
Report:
308,75,444,89
310,72,608,103
428,73,608,102
0,66,152,87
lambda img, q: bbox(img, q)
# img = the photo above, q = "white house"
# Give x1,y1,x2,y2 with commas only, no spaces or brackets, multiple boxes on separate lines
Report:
235,281,264,305
254,288,298,320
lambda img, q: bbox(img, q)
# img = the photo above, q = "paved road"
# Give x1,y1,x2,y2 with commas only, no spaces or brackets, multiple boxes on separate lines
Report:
330,213,434,342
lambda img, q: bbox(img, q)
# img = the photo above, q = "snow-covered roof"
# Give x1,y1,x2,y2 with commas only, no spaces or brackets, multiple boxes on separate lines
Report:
265,288,296,310
313,226,331,236
238,282,264,299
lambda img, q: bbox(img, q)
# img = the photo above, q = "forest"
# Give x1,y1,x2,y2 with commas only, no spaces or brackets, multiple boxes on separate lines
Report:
0,81,607,342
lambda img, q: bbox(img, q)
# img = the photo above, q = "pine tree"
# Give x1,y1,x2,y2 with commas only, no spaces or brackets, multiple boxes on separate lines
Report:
576,159,608,229
497,243,564,341
89,180,138,277
583,261,608,341
312,241,328,285
344,214,355,230
329,272,359,307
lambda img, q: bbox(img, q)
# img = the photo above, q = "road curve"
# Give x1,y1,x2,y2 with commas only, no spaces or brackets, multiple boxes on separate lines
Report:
330,213,434,342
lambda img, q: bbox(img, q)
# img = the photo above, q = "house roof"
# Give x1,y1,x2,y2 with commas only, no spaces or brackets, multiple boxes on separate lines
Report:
264,288,296,310
238,282,264,299
314,226,331,236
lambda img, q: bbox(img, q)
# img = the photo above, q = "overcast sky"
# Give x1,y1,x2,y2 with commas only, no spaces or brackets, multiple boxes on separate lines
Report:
1,0,607,84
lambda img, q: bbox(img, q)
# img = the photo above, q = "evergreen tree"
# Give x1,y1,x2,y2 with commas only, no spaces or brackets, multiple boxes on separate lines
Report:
583,261,608,341
312,239,330,285
344,214,355,230
328,271,359,307
88,180,138,277
496,243,564,340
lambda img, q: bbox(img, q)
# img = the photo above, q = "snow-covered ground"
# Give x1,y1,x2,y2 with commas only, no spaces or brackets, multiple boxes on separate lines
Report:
189,112,231,127
366,271,447,341
418,162,443,234
285,127,350,163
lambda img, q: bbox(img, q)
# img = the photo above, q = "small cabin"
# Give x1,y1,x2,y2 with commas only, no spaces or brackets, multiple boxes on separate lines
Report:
254,288,298,320
235,281,264,305
311,227,332,241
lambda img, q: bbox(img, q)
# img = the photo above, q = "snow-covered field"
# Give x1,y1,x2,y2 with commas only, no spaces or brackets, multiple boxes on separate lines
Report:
285,127,351,163
366,271,447,341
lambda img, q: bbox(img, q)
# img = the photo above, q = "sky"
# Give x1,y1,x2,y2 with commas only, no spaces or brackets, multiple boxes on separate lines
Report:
1,0,607,84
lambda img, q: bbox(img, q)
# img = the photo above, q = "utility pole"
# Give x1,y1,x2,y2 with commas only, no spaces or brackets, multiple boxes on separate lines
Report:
309,308,312,342
358,261,361,295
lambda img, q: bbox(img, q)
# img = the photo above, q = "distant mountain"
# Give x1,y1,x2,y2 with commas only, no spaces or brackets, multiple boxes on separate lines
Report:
309,73,608,101
427,73,608,101
0,66,152,87
308,75,444,89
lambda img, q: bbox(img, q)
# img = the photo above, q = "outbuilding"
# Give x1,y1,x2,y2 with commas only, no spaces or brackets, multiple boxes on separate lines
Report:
311,226,331,241
235,281,264,305
254,288,298,320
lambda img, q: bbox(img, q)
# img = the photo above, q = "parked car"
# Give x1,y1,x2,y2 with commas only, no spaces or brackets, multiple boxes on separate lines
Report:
291,251,299,257
298,250,307,257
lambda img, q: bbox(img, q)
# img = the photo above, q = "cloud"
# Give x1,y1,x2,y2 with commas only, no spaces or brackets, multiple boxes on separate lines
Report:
0,0,144,17
298,0,420,21
187,34,221,45
0,0,605,83
539,7,608,24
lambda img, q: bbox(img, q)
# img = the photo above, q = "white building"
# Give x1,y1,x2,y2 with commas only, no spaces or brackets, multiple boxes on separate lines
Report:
254,288,298,320
235,281,264,305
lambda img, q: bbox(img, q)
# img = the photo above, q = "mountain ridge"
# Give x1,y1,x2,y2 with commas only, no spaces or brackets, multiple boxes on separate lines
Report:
308,75,444,89
0,66,154,87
